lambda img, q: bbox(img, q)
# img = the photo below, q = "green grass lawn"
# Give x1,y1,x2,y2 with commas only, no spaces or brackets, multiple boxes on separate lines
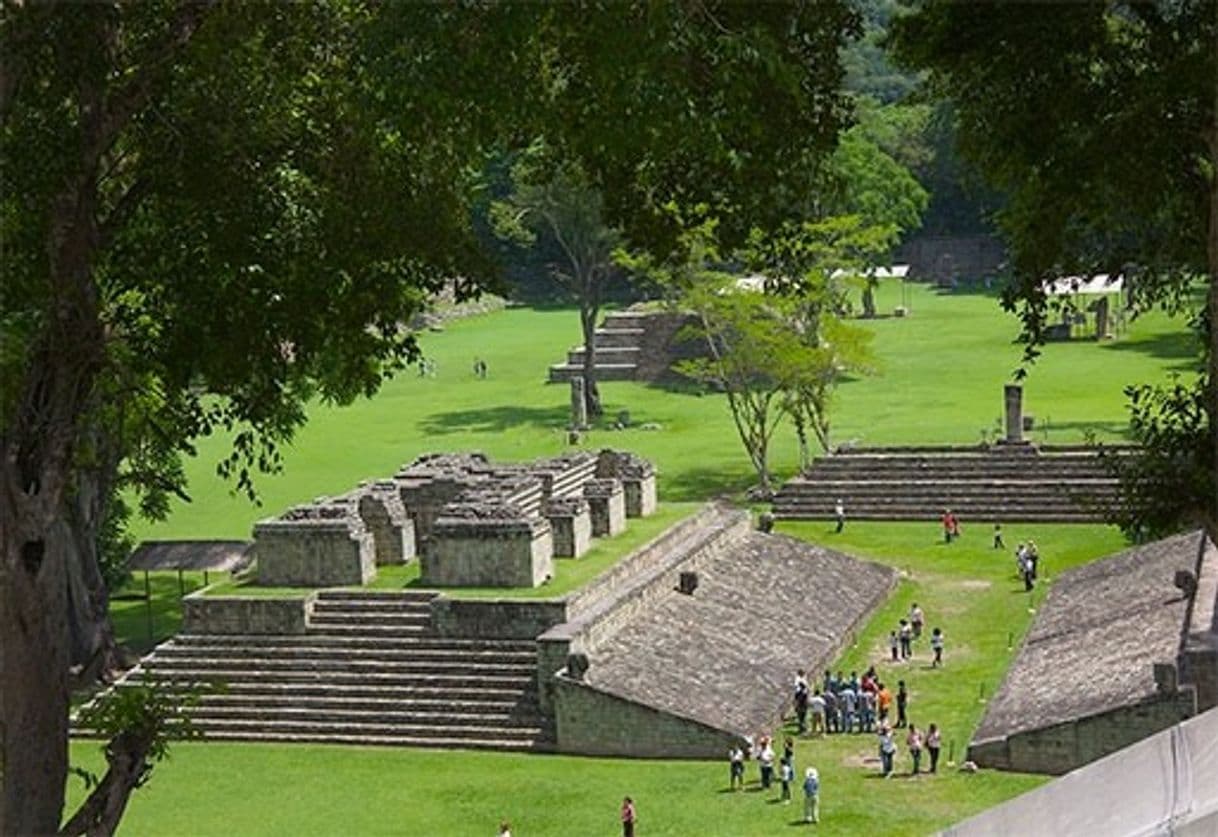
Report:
74,521,1128,835
132,280,1198,543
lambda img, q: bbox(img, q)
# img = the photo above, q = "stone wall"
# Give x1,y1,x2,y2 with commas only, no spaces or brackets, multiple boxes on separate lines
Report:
552,674,745,759
429,598,569,639
254,503,376,587
584,479,625,537
355,481,415,564
182,593,313,635
544,497,592,558
970,690,1197,775
1178,535,1218,712
423,517,553,588
631,311,703,382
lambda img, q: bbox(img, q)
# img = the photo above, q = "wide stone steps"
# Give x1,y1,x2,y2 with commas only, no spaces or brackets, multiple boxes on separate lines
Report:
309,612,432,629
592,328,646,348
187,705,541,728
188,693,530,714
130,717,547,744
565,346,641,365
547,362,638,382
156,641,535,664
774,448,1122,522
168,633,534,653
139,660,535,680
194,730,549,751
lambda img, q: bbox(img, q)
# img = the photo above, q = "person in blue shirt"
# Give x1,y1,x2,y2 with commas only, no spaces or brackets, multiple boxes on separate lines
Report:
802,767,820,824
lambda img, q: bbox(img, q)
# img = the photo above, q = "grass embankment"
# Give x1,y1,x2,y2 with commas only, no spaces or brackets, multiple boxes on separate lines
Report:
133,280,1197,543
76,521,1127,835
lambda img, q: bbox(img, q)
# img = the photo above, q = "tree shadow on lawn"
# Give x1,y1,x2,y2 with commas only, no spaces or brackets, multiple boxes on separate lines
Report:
661,464,760,502
418,404,570,435
1100,329,1202,371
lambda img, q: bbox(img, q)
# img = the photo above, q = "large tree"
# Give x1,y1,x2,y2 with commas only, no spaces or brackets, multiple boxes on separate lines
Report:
0,2,861,832
491,149,621,418
893,0,1218,537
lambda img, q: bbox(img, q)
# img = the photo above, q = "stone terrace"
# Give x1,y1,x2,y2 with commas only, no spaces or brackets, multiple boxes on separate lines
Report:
773,444,1125,523
583,531,896,735
543,507,898,756
970,530,1216,773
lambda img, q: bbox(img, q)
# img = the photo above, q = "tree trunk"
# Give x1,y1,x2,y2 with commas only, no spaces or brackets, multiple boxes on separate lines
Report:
580,304,602,418
1205,78,1218,540
2,178,105,835
57,727,155,837
862,281,877,318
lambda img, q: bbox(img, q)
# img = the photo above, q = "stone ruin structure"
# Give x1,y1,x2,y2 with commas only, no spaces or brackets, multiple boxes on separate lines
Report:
251,449,656,589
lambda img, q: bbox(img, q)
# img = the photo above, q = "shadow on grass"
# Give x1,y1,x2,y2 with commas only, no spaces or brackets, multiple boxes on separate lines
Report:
661,465,759,502
1038,419,1131,438
1100,330,1202,370
418,404,570,435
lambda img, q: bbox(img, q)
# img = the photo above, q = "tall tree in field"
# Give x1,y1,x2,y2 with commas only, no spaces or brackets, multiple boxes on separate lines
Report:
893,0,1217,538
0,2,861,832
491,150,621,418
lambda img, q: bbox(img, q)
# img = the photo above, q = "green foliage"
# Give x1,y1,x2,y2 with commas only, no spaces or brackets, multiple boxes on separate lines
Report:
73,679,209,770
892,0,1216,534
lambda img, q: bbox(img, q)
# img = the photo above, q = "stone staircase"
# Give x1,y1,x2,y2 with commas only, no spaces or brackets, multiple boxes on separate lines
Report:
547,311,649,382
85,590,553,751
773,445,1126,523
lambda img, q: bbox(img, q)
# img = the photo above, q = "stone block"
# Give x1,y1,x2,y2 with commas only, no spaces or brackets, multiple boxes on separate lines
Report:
544,497,592,558
182,593,313,635
583,479,626,537
422,516,553,588
253,505,375,587
622,474,657,518
356,481,415,564
429,597,569,639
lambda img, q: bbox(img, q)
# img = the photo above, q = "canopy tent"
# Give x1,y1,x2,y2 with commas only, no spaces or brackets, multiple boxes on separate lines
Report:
126,540,253,643
1042,273,1123,296
943,705,1218,837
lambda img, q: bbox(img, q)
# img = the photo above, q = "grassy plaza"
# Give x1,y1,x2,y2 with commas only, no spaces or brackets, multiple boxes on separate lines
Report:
74,283,1196,834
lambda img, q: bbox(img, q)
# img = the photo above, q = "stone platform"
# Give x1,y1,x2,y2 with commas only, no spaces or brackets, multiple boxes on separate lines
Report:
970,529,1218,774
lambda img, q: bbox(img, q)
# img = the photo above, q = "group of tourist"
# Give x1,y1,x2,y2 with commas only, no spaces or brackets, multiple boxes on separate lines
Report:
728,737,821,824
876,721,943,777
792,668,914,736
888,604,946,667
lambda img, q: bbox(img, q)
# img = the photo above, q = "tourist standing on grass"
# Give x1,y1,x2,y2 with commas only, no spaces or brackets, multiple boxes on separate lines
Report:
941,509,955,543
926,724,942,773
877,682,892,724
780,757,794,804
809,690,826,735
860,687,876,733
498,821,512,837
834,498,846,533
729,744,745,790
909,603,925,639
802,768,820,823
931,628,945,667
907,725,924,774
899,619,913,659
824,688,839,734
878,725,897,777
993,523,1005,549
896,681,909,728
758,736,776,789
889,630,899,662
620,797,636,837
794,670,810,733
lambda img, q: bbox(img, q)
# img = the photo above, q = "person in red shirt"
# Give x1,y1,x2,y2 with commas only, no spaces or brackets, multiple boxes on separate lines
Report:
621,797,636,837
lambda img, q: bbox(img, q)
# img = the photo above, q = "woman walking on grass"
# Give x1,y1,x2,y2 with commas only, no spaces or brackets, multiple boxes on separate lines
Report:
926,724,942,774
907,725,924,775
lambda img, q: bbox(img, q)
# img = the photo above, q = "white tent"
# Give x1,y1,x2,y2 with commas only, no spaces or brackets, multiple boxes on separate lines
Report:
943,706,1218,837
1042,273,1124,297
